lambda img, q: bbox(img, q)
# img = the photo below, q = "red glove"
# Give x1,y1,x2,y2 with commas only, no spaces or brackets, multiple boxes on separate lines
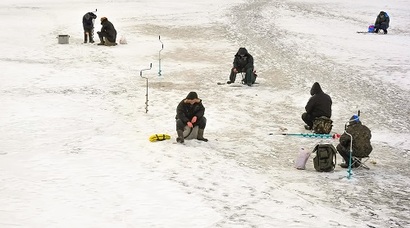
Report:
332,133,341,139
187,122,193,128
191,116,197,123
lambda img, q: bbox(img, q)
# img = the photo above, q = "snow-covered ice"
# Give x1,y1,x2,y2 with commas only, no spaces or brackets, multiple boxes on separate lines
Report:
1,0,409,227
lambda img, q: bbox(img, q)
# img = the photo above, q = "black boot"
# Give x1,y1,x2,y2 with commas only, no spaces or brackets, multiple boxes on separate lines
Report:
97,40,105,45
97,34,105,45
84,32,88,43
89,34,94,43
340,163,349,168
176,130,184,143
197,129,208,142
89,30,95,43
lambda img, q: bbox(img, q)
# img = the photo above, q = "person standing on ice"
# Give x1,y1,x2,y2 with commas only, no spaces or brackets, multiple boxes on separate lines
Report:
374,11,390,34
301,82,332,130
175,92,208,144
336,115,372,168
97,17,117,46
227,47,256,86
82,11,97,43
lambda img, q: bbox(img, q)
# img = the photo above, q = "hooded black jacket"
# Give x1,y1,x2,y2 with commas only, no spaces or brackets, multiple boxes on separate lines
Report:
233,47,254,70
82,12,97,30
375,11,390,28
100,18,117,42
305,82,332,118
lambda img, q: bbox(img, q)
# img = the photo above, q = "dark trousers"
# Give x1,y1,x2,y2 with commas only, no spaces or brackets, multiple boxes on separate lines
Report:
97,31,116,43
301,112,315,127
84,29,94,43
229,67,255,84
374,24,388,34
336,144,351,162
176,117,207,131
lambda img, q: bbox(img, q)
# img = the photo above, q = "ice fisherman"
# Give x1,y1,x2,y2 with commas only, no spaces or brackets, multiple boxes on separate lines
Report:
97,17,117,46
336,115,372,168
82,11,97,43
175,92,208,144
374,11,390,34
227,47,257,86
301,82,332,130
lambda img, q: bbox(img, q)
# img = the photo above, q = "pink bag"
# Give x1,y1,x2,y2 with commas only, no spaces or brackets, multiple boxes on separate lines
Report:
295,147,311,170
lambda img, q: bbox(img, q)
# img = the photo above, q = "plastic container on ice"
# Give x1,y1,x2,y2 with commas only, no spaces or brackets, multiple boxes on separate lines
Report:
295,147,311,170
57,35,70,44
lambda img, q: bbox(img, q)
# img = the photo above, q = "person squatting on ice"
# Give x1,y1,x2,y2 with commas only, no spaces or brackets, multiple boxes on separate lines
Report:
336,115,372,168
301,82,332,130
374,11,390,34
97,17,117,46
175,92,208,144
82,11,97,43
227,47,256,86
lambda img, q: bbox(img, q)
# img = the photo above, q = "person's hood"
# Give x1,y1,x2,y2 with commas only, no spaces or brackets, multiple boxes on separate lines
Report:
236,47,249,56
379,11,389,17
310,82,323,95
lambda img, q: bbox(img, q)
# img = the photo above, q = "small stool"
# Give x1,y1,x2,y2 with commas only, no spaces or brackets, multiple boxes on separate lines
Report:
352,156,370,170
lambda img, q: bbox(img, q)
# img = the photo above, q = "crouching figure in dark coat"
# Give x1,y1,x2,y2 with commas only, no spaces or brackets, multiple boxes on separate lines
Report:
337,115,372,168
97,17,117,46
374,11,390,34
175,92,208,144
82,12,97,43
301,82,332,130
228,47,256,86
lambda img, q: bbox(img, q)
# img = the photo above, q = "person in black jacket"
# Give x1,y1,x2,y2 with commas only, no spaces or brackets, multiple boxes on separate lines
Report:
175,92,208,144
301,82,332,130
227,47,256,86
82,12,97,43
97,17,117,46
374,11,390,34
337,115,372,168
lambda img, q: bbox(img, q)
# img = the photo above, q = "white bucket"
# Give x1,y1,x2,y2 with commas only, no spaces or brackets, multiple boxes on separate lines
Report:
183,125,199,140
57,35,70,44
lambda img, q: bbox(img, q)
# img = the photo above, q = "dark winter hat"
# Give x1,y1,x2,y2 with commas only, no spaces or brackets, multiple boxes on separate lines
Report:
186,91,198,100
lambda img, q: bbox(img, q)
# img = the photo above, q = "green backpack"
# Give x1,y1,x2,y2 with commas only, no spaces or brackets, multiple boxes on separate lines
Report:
313,144,337,172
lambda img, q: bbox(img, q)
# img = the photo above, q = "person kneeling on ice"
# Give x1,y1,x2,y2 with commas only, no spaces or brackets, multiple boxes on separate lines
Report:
374,11,390,34
336,115,372,168
175,92,208,143
301,82,332,130
227,47,256,86
97,17,117,46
